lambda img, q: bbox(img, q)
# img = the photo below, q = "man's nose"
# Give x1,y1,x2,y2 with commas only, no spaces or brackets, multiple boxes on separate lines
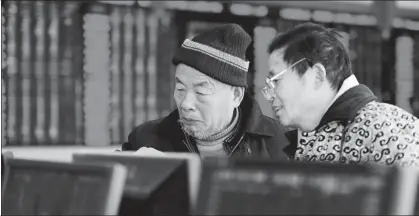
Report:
272,97,281,106
265,91,275,102
180,91,196,111
267,93,275,102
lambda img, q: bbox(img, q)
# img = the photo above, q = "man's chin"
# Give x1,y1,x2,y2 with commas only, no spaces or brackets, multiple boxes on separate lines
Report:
275,115,289,126
183,127,205,138
278,119,315,133
277,118,297,131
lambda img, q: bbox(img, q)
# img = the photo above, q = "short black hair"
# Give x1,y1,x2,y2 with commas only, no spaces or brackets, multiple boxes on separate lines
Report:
268,22,352,90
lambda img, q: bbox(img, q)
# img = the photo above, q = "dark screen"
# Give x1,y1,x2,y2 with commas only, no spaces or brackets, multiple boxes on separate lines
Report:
414,179,419,215
73,154,190,216
207,169,385,215
2,161,112,215
1,155,4,182
196,159,395,215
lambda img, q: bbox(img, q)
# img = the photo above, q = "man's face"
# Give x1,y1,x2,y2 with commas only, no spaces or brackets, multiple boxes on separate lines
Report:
268,49,320,130
174,64,237,139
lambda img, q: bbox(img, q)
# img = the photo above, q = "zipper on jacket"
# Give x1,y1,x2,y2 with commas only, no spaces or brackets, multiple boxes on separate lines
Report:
182,140,193,153
181,130,245,157
228,134,245,158
182,131,197,154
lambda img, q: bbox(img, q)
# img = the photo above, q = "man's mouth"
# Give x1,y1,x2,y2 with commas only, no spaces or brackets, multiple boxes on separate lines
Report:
179,117,200,124
273,106,283,112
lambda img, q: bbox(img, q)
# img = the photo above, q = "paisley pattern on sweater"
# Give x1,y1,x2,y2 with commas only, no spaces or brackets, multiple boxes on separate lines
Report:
294,101,419,167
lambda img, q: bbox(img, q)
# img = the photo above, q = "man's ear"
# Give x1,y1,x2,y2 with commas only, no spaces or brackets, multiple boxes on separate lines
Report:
312,63,327,89
232,86,245,108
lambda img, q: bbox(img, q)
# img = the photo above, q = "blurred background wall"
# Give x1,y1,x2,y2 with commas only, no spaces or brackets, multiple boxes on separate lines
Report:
2,0,419,147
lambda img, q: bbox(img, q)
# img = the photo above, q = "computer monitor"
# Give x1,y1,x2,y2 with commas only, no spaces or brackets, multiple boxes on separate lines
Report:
406,168,419,215
195,158,404,215
414,184,419,215
2,152,13,192
72,152,201,216
1,151,14,175
1,158,127,215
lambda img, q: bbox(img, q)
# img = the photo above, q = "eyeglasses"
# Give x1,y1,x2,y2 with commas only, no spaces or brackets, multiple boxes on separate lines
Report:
261,58,308,101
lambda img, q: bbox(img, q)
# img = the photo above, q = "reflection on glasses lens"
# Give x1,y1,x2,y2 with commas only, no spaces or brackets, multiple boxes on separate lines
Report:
261,87,274,100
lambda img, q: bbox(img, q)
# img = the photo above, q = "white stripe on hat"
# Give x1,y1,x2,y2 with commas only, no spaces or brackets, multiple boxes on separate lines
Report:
181,39,250,72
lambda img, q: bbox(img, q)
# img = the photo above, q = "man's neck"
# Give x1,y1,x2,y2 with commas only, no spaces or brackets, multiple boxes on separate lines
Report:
198,108,240,142
299,75,360,132
299,93,335,132
195,108,241,157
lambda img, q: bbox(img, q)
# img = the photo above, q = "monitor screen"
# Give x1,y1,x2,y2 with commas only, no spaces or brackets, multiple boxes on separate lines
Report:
414,185,419,215
72,152,192,216
196,158,398,215
411,169,419,215
1,158,126,215
1,151,14,182
1,154,4,185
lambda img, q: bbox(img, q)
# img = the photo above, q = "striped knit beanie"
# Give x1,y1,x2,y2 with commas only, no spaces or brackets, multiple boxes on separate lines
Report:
172,23,251,88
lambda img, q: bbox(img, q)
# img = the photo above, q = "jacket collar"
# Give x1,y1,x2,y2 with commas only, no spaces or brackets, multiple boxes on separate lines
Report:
283,75,377,158
316,85,377,130
316,75,378,130
240,93,277,137
158,92,275,141
327,75,360,111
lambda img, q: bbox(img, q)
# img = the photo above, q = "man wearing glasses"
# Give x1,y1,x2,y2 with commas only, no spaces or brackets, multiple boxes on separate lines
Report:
121,23,289,159
263,22,419,166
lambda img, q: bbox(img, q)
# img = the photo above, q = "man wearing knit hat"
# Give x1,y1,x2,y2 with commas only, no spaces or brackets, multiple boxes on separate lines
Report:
121,23,289,159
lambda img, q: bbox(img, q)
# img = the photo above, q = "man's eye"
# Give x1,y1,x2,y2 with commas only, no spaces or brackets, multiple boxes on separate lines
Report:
196,88,213,95
273,78,282,85
196,91,210,95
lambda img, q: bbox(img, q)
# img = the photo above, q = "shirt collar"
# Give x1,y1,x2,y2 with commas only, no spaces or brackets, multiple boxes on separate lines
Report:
327,74,360,111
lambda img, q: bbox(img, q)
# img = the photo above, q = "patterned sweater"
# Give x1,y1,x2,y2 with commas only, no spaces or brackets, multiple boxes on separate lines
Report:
284,76,419,167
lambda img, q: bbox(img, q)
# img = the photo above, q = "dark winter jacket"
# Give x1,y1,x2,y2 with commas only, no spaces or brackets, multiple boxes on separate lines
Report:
122,94,290,160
